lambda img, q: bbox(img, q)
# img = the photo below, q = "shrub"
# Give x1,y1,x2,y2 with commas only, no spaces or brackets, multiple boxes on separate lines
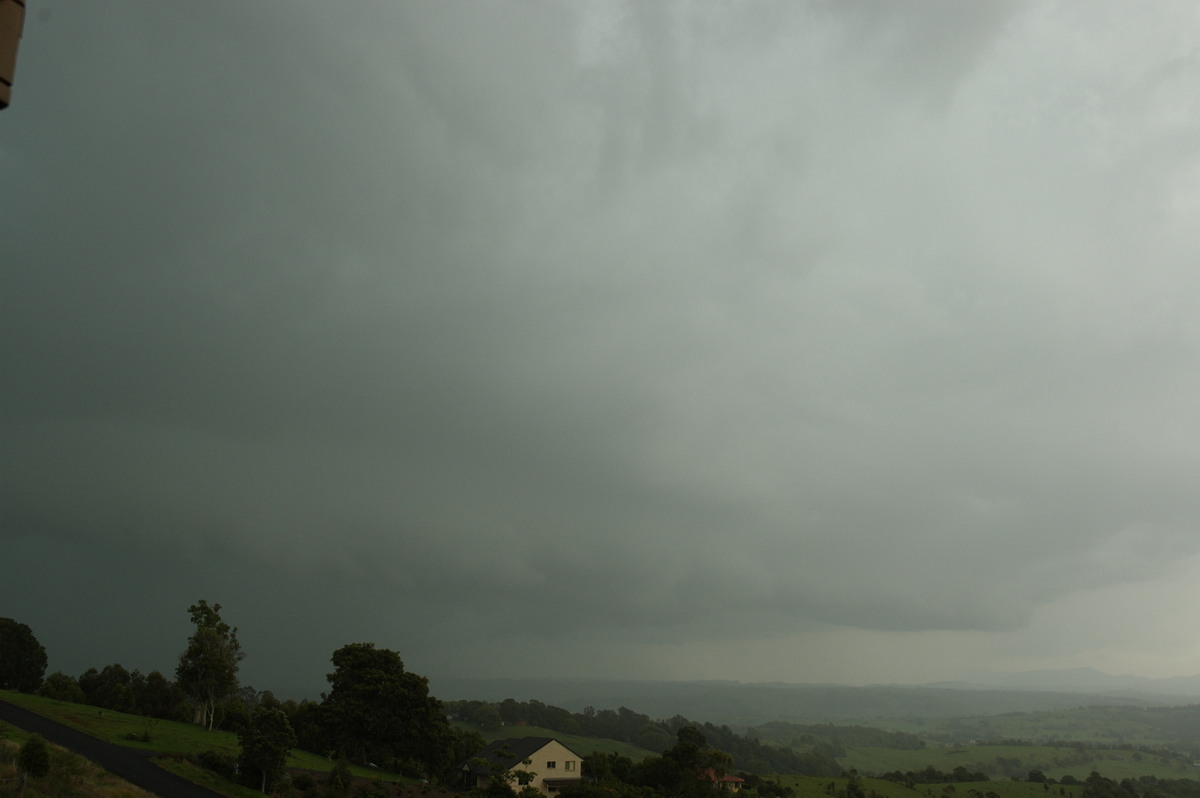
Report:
328,759,354,796
194,748,238,780
18,734,51,779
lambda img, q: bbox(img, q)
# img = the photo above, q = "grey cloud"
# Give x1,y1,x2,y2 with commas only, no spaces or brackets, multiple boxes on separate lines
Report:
4,1,1200,688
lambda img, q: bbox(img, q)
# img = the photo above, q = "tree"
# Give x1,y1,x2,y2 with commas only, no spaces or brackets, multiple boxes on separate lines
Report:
583,751,636,785
39,671,86,704
320,643,451,775
636,727,734,798
176,600,244,730
327,759,354,796
282,698,328,755
79,663,135,711
136,670,186,720
470,703,505,730
238,705,297,793
441,727,487,784
0,617,48,692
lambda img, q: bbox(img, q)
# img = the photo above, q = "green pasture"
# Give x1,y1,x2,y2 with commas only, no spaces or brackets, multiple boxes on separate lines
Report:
0,690,396,779
153,756,270,798
773,774,1083,798
841,744,1197,782
877,708,1191,749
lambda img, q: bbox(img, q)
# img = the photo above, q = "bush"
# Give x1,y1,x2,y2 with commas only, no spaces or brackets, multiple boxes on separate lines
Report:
328,759,354,796
194,748,238,780
19,734,51,779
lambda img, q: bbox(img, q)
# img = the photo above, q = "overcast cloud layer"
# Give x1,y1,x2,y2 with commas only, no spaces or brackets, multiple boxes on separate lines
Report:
3,1,1200,694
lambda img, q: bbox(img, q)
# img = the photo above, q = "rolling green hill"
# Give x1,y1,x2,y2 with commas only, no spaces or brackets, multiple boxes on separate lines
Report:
877,705,1200,749
455,721,657,762
0,689,407,792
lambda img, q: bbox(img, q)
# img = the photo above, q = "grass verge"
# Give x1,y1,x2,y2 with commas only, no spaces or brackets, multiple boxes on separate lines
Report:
0,690,405,784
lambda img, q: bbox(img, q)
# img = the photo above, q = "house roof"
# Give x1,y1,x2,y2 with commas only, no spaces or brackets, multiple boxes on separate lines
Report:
462,737,582,775
700,768,745,784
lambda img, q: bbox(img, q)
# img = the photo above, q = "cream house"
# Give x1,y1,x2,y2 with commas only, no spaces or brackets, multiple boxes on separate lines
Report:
463,737,584,796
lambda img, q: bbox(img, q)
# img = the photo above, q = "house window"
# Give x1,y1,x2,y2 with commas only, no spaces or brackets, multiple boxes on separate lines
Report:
546,762,557,769
565,761,575,772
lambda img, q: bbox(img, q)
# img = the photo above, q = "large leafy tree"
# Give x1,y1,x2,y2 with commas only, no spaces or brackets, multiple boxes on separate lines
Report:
79,663,135,711
320,643,451,775
176,600,244,730
136,670,187,720
636,727,733,798
39,671,86,704
238,705,297,793
0,617,48,692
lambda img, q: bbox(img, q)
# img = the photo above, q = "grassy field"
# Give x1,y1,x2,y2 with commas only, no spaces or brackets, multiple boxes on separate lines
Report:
840,744,1199,782
153,756,283,798
446,719,1200,786
455,721,657,762
774,774,1084,798
875,705,1200,750
0,690,403,784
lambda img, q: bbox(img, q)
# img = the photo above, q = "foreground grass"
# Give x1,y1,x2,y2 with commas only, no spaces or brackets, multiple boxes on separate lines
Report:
2,689,241,756
152,756,268,798
1,723,155,798
0,690,402,781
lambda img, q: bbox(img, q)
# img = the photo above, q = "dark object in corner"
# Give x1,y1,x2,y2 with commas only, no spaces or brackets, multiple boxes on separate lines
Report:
0,0,26,109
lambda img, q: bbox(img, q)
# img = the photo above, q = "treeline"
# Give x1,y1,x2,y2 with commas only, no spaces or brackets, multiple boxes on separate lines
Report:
750,721,926,754
981,739,1189,765
4,606,484,795
445,698,843,776
1082,772,1200,798
41,663,485,786
880,765,990,785
922,742,1193,782
552,727,796,798
42,664,188,721
929,705,1200,754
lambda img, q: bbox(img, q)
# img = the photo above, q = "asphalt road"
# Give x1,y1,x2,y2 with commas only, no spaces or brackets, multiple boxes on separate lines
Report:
0,698,227,798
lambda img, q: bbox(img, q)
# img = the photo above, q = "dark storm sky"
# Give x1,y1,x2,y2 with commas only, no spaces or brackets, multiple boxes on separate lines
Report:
3,1,1199,694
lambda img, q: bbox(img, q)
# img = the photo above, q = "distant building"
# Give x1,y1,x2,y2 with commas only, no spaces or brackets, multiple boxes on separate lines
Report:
700,768,745,792
462,737,584,796
0,0,24,109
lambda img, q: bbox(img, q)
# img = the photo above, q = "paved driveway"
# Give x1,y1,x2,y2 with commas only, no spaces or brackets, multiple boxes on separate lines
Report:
0,698,227,798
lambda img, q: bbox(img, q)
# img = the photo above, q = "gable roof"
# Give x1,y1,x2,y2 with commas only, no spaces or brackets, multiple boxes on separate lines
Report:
700,768,745,784
463,737,582,775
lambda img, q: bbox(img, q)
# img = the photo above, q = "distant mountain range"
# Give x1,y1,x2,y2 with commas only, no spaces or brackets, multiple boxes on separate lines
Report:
430,669,1200,727
983,667,1200,695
